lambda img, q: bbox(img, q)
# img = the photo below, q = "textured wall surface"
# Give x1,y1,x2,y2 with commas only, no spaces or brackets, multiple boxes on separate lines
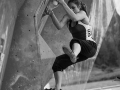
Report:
95,11,120,69
0,0,25,89
1,0,52,90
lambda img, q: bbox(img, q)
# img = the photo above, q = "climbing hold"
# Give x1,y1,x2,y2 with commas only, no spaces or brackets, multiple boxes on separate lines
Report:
53,1,58,5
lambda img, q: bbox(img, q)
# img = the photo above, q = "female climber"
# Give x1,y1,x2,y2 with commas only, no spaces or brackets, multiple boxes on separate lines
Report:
45,0,97,90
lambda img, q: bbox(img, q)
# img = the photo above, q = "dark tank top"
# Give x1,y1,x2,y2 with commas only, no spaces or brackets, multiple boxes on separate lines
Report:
69,20,86,40
68,20,95,42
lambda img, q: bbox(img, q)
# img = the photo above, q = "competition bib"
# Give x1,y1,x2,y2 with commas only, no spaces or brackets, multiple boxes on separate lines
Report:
78,21,95,42
86,25,93,40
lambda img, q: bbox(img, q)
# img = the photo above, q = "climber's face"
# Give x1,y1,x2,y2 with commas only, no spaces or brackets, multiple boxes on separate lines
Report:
68,2,80,14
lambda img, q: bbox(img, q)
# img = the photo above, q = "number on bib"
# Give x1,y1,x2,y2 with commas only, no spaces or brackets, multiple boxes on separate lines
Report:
87,29,92,37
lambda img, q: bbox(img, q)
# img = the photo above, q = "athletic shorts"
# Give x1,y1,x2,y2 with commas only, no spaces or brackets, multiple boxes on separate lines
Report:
52,38,97,72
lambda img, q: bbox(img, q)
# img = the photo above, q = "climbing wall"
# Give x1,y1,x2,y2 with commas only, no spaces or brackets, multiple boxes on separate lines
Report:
0,0,117,90
0,0,52,90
